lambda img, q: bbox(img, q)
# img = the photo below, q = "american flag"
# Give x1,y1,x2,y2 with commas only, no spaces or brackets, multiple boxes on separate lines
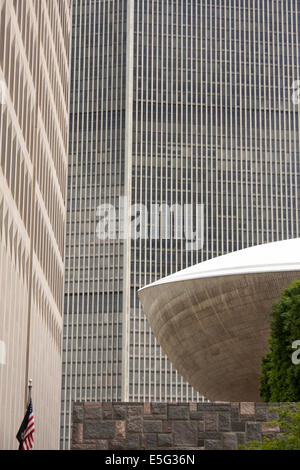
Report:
16,398,35,450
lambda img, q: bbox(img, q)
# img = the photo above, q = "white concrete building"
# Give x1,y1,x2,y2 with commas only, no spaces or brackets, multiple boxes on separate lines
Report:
0,0,71,449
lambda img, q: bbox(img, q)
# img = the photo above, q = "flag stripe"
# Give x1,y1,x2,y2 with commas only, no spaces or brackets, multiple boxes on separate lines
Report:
16,399,35,450
24,421,35,437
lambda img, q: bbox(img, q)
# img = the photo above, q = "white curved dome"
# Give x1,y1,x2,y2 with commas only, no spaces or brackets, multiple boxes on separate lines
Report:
140,238,300,290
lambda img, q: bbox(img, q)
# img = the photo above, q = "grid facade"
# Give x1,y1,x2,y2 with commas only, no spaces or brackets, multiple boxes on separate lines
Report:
61,0,300,448
0,0,70,449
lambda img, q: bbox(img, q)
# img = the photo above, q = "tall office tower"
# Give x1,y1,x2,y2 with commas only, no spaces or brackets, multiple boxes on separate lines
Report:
0,0,70,449
61,0,300,447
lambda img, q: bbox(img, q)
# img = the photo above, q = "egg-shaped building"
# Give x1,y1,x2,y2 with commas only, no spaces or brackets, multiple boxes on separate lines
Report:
139,239,300,401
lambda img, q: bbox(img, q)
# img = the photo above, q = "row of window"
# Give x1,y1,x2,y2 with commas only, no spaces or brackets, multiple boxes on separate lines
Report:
32,270,62,353
34,200,64,311
0,111,32,237
36,131,65,257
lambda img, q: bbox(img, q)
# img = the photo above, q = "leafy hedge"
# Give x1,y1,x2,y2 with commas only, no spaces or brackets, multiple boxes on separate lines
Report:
259,280,300,402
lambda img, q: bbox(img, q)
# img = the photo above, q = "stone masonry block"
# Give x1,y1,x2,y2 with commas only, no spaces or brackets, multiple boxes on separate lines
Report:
157,433,173,448
145,434,158,449
198,432,222,440
127,416,143,433
189,403,197,412
151,403,168,415
102,403,113,419
113,405,127,420
128,406,143,417
197,403,214,411
211,403,231,411
190,411,204,420
96,440,109,450
231,405,240,422
205,439,222,450
223,433,238,450
115,420,126,440
72,423,83,443
143,420,162,433
83,421,115,440
162,420,172,433
73,403,84,422
231,421,245,432
198,421,205,432
205,412,218,431
246,422,262,442
109,440,129,450
144,403,151,415
84,405,102,421
173,421,198,447
72,442,98,450
168,405,189,420
218,412,231,432
254,405,267,421
127,434,140,449
240,402,255,416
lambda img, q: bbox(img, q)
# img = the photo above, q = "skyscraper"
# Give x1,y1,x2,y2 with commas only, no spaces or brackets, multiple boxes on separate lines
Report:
0,0,70,449
61,0,300,448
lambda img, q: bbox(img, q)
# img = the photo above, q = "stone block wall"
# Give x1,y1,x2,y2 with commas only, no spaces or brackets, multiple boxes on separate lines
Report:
72,402,281,450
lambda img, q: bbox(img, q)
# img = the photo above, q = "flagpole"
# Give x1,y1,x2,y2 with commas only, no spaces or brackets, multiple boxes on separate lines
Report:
28,378,32,404
17,378,35,450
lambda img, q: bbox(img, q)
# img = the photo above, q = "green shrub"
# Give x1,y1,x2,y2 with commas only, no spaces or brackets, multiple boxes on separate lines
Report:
259,280,300,402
